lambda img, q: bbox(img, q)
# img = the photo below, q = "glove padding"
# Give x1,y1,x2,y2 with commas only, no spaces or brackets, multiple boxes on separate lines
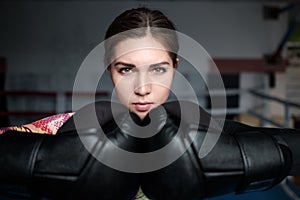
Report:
0,101,140,200
1,100,299,200
141,101,296,199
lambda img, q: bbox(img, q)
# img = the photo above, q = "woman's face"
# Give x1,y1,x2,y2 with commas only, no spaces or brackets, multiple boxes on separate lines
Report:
109,36,176,119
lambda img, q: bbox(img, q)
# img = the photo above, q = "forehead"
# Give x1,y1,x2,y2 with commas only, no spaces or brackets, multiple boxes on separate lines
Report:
113,36,172,66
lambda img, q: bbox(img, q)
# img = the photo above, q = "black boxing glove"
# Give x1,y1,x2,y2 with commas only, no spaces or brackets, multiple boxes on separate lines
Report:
141,101,298,199
221,119,300,176
0,101,141,199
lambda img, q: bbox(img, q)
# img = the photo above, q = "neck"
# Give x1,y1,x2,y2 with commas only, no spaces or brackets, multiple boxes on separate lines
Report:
130,112,150,126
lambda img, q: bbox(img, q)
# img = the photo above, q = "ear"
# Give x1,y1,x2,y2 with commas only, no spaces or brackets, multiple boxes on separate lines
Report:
106,65,111,72
174,58,179,69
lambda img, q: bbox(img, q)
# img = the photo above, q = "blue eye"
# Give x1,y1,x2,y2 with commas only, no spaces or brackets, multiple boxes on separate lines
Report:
152,67,167,73
119,67,135,74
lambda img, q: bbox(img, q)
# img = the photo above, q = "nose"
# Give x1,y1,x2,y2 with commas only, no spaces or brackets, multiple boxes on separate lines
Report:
134,84,151,96
134,74,151,96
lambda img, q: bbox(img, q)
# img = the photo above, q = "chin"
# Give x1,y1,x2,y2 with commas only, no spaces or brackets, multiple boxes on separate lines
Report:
135,111,149,120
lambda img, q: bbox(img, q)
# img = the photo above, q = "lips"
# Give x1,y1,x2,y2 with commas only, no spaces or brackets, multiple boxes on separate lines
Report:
133,102,153,111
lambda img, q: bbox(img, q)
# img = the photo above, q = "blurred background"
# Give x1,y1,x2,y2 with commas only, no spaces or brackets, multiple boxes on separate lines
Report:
0,0,299,129
1,1,300,199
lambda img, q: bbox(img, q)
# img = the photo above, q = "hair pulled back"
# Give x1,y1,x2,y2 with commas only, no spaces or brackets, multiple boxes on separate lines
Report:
104,7,179,67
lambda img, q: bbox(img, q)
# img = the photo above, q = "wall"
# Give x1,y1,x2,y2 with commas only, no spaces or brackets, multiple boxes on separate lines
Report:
0,1,288,124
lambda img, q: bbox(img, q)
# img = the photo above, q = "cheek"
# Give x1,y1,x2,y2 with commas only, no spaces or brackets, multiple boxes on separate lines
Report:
152,85,171,102
152,73,174,101
112,76,134,104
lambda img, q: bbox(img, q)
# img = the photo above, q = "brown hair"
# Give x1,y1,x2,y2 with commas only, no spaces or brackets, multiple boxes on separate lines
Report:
104,7,179,67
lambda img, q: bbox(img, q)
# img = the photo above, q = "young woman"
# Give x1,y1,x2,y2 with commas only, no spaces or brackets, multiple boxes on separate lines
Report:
0,7,300,200
104,7,179,120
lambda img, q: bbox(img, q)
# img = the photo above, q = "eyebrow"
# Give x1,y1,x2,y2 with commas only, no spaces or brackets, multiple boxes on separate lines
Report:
113,61,170,68
149,62,170,67
113,62,135,68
